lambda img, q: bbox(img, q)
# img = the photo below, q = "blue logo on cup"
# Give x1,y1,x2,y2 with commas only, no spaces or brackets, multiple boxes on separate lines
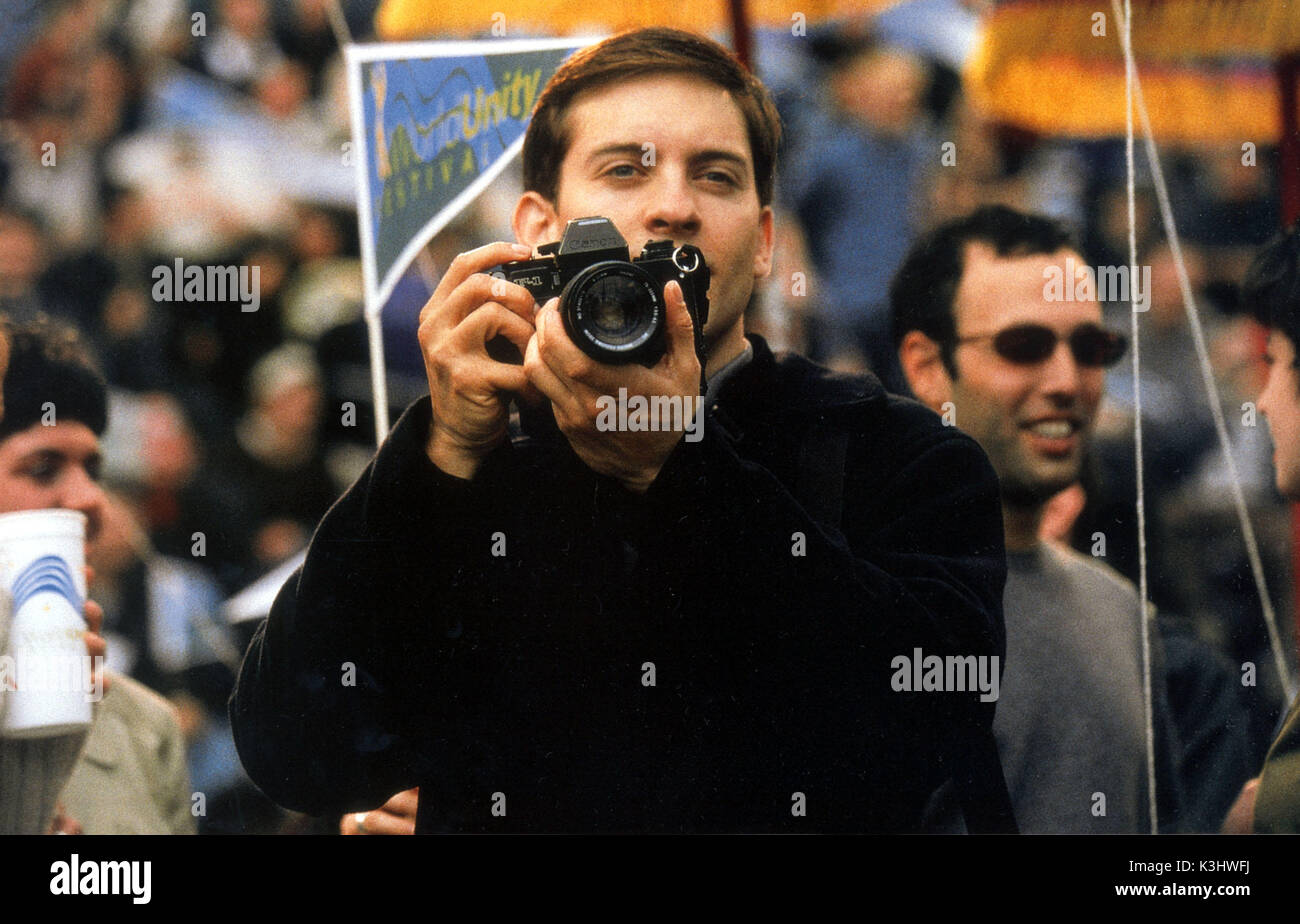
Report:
11,555,83,613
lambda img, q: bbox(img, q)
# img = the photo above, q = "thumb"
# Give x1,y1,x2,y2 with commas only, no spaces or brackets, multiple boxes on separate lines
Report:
663,280,697,360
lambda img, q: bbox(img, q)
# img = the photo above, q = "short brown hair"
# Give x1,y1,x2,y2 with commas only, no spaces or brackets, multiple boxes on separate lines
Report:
890,205,1078,378
522,28,782,207
1243,221,1300,376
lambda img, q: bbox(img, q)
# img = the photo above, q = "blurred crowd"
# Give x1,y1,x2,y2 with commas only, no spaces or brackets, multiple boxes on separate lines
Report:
757,26,1294,754
0,0,1293,833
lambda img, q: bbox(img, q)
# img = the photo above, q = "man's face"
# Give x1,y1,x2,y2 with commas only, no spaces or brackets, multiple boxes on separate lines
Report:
0,422,106,543
944,245,1106,507
520,73,774,360
1257,329,1300,499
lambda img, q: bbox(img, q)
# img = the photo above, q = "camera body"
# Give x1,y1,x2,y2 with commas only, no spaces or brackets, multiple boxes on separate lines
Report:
492,216,710,366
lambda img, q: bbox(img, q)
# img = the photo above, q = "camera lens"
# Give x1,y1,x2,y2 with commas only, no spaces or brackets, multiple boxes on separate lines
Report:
562,262,663,363
587,276,642,342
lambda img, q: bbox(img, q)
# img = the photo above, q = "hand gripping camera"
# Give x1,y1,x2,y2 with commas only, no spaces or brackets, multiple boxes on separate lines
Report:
491,217,710,366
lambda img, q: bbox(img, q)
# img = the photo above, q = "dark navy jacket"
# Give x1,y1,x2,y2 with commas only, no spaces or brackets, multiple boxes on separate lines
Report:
230,335,1006,832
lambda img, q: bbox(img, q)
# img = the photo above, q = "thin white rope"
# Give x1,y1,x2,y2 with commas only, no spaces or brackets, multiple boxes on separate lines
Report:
1113,0,1158,835
1116,15,1298,709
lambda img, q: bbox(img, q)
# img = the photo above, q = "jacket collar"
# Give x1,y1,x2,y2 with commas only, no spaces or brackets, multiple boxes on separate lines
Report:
713,334,889,418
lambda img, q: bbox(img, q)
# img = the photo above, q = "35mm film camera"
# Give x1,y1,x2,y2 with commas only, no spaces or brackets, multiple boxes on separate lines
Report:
491,216,710,366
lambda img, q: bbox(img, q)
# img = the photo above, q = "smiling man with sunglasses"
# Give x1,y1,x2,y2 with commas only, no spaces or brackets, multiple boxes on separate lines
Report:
892,204,1182,832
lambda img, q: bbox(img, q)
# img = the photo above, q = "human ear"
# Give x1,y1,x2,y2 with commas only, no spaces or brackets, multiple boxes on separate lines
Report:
752,205,775,278
898,329,953,411
513,192,563,250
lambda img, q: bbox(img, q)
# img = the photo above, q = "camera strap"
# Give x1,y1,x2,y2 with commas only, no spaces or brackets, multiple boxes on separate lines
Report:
795,418,1018,834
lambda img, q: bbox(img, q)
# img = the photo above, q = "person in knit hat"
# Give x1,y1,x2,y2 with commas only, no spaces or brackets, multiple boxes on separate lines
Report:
0,315,192,834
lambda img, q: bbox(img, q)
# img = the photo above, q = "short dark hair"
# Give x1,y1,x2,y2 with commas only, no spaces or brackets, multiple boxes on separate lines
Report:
521,28,783,207
1241,222,1300,372
0,315,108,441
890,205,1079,378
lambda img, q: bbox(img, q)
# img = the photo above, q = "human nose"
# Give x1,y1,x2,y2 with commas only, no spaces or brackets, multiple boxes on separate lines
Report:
1258,378,1276,424
1040,337,1083,398
643,170,701,239
61,469,106,542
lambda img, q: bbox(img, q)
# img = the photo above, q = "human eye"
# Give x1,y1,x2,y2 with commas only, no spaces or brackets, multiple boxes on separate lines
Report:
700,168,738,188
603,162,640,180
22,452,61,485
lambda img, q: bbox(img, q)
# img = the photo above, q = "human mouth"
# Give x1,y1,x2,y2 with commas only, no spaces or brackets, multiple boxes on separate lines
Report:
1029,420,1073,439
1022,418,1082,454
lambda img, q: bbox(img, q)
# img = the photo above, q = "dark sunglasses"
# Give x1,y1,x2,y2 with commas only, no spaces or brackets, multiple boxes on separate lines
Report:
956,323,1128,368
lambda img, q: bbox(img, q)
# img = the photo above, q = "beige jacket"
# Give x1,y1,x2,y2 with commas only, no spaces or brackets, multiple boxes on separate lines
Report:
1255,696,1300,833
60,672,195,835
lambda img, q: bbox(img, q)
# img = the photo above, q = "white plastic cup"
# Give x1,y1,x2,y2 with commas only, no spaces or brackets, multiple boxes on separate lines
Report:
0,510,93,739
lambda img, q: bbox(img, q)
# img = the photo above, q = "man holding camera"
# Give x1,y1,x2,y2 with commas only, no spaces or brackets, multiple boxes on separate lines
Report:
231,28,1008,832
